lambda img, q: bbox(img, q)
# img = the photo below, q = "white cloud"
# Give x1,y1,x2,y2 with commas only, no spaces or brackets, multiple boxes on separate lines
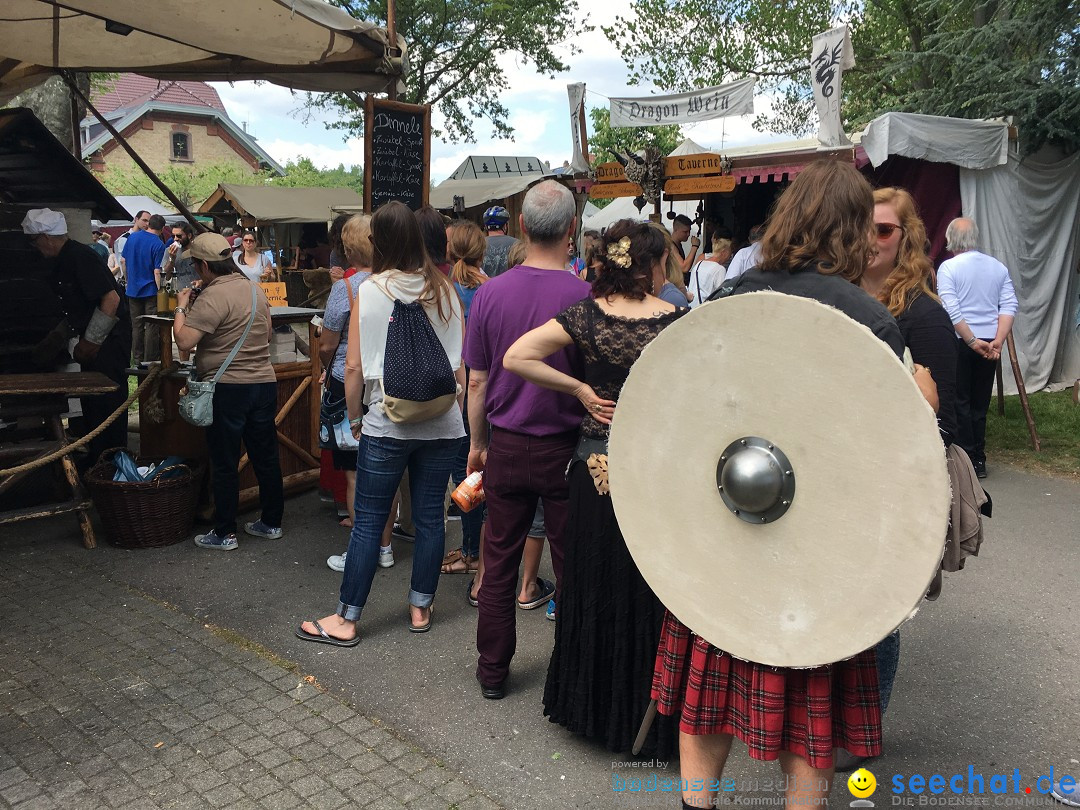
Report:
258,136,363,170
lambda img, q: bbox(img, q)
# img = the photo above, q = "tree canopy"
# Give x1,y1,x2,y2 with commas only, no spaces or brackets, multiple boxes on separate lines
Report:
100,158,363,209
306,0,590,143
605,0,1080,153
99,162,262,210
587,107,684,167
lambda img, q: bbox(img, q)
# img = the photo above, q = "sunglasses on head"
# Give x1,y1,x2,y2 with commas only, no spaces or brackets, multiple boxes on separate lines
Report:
875,222,904,240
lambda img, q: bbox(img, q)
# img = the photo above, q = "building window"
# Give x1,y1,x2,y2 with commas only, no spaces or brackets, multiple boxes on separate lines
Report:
171,132,191,161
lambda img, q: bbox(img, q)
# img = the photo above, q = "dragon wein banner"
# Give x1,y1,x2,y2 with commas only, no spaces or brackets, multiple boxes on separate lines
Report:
609,78,756,127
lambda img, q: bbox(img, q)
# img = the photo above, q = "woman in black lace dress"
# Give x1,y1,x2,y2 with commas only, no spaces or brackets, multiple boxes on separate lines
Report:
503,219,686,756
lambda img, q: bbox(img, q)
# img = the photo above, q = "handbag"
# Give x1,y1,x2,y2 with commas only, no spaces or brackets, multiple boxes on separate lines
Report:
178,283,259,427
318,277,360,450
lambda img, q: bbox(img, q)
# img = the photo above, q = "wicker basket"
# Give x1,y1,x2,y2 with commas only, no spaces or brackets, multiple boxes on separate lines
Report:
86,448,199,549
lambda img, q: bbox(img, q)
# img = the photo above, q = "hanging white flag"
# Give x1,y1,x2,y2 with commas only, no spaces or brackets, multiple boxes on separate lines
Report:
810,25,855,148
567,83,590,173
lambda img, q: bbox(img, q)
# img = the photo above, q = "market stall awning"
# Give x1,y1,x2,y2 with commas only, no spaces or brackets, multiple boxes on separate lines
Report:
0,0,407,105
0,108,126,220
430,175,548,211
199,184,363,224
860,112,1009,170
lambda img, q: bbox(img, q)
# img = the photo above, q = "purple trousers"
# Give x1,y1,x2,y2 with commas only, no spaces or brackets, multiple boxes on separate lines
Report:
475,427,576,687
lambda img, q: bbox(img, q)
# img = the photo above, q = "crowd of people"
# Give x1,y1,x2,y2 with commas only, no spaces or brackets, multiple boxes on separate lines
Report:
23,158,1021,807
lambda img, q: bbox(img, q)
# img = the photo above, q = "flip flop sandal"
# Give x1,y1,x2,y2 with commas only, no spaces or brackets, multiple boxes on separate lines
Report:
466,579,479,608
440,548,478,575
295,619,360,647
408,604,434,633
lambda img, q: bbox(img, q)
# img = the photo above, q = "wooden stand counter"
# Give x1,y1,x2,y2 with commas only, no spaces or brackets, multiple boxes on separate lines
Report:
132,307,323,511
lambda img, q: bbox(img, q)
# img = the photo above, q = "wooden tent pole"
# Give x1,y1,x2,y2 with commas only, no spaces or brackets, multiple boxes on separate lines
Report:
59,71,205,232
1005,333,1040,451
995,355,1006,415
386,0,398,101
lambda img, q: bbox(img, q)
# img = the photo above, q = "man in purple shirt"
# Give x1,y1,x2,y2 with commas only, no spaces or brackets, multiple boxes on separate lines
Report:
464,180,590,699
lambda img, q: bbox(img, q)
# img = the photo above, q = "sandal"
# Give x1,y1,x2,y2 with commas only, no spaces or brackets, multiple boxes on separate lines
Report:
295,619,360,647
409,603,434,633
440,548,479,575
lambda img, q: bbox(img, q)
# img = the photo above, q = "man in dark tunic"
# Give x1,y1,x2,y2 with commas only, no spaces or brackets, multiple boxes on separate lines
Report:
24,208,132,471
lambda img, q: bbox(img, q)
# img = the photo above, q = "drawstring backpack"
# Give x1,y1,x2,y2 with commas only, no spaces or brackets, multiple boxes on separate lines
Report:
374,278,458,424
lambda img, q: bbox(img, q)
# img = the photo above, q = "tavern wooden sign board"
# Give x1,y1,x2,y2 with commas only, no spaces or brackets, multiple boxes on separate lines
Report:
588,153,734,200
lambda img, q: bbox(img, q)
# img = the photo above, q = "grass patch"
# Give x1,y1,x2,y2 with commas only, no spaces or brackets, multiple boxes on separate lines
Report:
985,389,1080,479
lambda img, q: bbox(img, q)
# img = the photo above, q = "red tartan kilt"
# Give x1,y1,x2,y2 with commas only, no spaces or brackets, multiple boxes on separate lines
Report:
650,610,882,771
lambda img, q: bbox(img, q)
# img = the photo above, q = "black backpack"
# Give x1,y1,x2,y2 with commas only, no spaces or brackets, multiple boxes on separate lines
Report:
375,281,458,424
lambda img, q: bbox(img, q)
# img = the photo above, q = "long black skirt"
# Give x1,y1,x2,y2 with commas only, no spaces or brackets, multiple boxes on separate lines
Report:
542,461,677,758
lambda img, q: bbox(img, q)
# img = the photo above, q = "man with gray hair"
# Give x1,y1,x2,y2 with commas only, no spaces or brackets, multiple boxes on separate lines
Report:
464,180,590,699
937,217,1018,478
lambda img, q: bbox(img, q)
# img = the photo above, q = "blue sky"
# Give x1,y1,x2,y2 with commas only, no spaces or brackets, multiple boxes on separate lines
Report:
210,0,787,184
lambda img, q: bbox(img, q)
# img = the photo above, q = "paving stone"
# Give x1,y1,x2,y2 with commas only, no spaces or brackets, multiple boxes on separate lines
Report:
459,795,502,810
434,778,475,804
1,780,42,806
203,782,248,807
308,786,350,808
241,773,284,800
292,771,331,798
0,554,502,810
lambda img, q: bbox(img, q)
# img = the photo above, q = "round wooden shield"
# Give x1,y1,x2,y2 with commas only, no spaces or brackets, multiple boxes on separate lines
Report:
608,292,950,668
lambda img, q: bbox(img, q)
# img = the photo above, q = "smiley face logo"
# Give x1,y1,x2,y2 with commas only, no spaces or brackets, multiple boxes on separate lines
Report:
848,768,877,798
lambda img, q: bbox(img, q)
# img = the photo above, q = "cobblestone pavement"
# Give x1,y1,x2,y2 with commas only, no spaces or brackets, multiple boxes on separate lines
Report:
0,556,502,810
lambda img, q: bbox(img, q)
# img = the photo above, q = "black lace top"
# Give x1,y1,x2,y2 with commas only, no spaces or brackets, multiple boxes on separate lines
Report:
554,297,686,439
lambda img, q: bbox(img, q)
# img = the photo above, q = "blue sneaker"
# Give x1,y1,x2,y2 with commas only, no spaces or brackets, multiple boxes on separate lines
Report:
194,530,238,551
546,599,556,622
244,520,283,540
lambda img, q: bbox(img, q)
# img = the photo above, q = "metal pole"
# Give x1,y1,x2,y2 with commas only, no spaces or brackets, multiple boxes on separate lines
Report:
59,71,205,232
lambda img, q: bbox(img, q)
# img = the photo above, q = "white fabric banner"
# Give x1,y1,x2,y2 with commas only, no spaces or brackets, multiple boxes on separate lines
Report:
609,78,756,127
567,83,590,173
810,25,855,148
959,149,1080,392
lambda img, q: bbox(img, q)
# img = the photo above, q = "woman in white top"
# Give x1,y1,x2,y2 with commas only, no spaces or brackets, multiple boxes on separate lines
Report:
232,230,274,282
297,201,465,644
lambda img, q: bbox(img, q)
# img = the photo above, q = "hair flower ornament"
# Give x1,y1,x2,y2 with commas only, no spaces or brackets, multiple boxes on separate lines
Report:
607,236,632,268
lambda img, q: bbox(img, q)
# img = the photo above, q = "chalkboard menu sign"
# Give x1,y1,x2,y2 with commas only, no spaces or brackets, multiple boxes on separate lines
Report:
364,97,431,213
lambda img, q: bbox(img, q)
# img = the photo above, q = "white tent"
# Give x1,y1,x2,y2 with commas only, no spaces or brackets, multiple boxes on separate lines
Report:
0,1,405,104
862,112,1080,393
584,138,709,237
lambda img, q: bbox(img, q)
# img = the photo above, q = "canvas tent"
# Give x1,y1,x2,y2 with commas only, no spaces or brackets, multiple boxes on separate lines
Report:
200,184,364,226
861,112,1080,393
0,1,405,105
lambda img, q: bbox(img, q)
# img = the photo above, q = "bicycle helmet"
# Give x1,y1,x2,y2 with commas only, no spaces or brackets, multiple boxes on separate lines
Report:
483,206,510,229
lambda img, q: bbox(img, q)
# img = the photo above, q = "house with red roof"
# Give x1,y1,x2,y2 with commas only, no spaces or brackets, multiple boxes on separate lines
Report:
81,75,283,179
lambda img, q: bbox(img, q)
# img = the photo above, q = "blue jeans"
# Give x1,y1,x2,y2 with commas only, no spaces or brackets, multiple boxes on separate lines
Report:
451,404,484,559
876,630,900,713
338,435,458,620
206,382,283,536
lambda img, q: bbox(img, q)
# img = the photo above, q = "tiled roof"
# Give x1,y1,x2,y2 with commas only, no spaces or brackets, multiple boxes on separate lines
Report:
91,74,226,115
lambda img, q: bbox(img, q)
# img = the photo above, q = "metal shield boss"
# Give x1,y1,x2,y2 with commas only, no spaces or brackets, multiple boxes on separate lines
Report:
608,292,951,668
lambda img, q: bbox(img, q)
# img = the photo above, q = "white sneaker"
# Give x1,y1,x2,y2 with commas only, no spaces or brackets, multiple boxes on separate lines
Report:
326,552,346,572
378,546,395,568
